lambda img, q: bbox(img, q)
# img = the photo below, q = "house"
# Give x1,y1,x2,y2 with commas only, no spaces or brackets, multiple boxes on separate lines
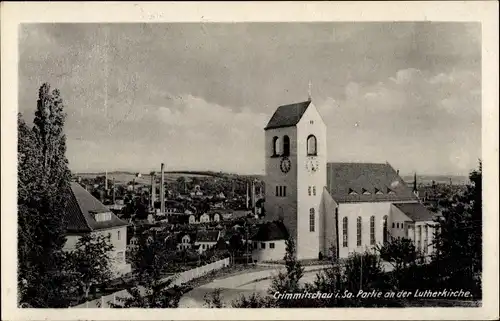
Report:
262,99,438,261
63,182,131,276
188,212,222,224
194,230,221,254
177,232,194,250
390,202,440,257
251,221,289,262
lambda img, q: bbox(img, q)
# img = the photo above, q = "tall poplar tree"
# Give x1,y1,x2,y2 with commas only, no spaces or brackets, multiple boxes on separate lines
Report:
18,83,72,307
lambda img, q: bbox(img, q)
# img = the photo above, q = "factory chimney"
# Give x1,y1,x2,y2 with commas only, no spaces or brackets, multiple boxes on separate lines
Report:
251,180,256,210
246,182,249,209
105,170,108,192
112,178,116,204
151,172,156,210
160,163,165,214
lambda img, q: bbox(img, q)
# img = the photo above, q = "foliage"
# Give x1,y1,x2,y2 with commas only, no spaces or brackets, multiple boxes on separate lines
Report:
432,161,482,297
18,83,72,308
268,237,304,296
204,288,225,308
111,234,183,308
231,292,275,308
66,233,115,301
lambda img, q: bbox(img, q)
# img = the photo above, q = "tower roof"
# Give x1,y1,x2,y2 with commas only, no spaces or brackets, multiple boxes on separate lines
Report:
326,162,418,203
64,182,129,233
264,101,311,130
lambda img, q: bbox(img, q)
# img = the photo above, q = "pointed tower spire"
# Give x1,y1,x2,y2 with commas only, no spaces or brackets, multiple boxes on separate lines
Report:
308,80,312,101
413,172,417,192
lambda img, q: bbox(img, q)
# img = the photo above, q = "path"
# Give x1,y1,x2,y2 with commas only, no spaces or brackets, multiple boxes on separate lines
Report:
178,265,328,308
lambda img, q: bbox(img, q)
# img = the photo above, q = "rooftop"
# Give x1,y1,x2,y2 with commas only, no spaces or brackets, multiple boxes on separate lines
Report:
326,162,418,203
393,202,438,222
65,182,129,233
264,101,311,130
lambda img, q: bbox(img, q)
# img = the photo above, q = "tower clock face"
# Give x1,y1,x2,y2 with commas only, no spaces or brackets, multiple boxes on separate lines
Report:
305,158,319,173
280,157,291,173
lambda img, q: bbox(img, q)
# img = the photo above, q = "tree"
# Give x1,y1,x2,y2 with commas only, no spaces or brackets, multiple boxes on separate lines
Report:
269,237,304,296
432,161,482,297
111,234,183,308
66,233,115,303
204,288,225,308
18,83,72,308
377,238,418,274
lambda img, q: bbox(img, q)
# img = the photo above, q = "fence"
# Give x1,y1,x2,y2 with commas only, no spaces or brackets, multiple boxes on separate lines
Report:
73,257,230,308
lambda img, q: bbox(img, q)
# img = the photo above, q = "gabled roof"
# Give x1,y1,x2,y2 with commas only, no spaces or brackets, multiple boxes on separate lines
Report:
393,203,437,222
252,221,289,241
264,101,311,130
65,183,129,233
326,162,418,203
195,230,220,243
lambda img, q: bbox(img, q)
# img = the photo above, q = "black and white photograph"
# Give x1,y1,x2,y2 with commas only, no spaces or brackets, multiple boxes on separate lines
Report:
2,2,499,320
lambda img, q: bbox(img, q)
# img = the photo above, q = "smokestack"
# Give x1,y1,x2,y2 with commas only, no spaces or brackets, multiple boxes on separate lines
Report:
252,180,256,209
160,163,165,214
112,178,116,204
105,170,108,191
246,182,249,209
151,173,156,210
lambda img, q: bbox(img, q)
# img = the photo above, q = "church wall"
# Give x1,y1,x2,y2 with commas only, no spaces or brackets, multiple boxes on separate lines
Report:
389,205,413,239
337,202,393,259
296,104,327,260
320,188,338,257
264,126,298,241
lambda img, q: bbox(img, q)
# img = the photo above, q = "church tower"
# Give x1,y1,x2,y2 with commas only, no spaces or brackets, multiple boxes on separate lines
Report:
263,99,327,260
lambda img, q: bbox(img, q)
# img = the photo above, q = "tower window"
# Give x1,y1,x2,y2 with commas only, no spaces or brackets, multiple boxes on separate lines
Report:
370,216,375,245
282,135,290,156
307,135,317,156
275,186,279,196
313,186,316,196
283,186,287,197
357,216,362,246
342,217,348,247
272,136,280,156
308,186,311,196
309,208,315,232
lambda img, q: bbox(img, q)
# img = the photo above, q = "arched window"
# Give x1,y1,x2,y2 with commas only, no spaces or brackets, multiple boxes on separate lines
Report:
307,135,317,156
282,135,290,156
309,208,315,232
370,216,375,245
342,217,348,247
272,136,280,156
357,217,362,246
383,215,389,244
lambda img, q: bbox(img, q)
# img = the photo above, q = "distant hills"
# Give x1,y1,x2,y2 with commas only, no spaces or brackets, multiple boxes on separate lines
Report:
402,174,470,186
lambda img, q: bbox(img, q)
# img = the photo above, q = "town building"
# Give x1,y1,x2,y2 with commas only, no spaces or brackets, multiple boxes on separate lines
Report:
63,182,131,276
263,99,438,261
251,221,289,262
194,230,221,254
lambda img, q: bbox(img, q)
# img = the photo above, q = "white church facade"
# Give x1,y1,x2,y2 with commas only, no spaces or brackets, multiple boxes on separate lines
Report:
262,99,439,261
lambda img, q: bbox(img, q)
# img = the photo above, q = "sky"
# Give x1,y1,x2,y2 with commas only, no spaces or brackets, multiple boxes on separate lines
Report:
18,22,481,176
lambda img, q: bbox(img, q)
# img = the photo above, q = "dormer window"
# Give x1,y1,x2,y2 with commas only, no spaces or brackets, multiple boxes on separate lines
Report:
93,211,112,222
375,188,384,195
282,135,290,156
307,135,317,156
362,188,371,195
348,188,358,195
272,136,280,156
387,188,396,195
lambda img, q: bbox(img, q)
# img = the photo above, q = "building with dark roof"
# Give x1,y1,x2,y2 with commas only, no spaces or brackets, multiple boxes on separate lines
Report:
250,221,289,262
63,182,131,276
262,99,438,261
194,230,221,253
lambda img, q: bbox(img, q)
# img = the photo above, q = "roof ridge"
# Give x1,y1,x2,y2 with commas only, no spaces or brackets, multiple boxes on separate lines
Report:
70,183,93,231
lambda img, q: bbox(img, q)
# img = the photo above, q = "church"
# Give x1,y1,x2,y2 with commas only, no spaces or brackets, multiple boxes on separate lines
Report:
259,98,439,261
